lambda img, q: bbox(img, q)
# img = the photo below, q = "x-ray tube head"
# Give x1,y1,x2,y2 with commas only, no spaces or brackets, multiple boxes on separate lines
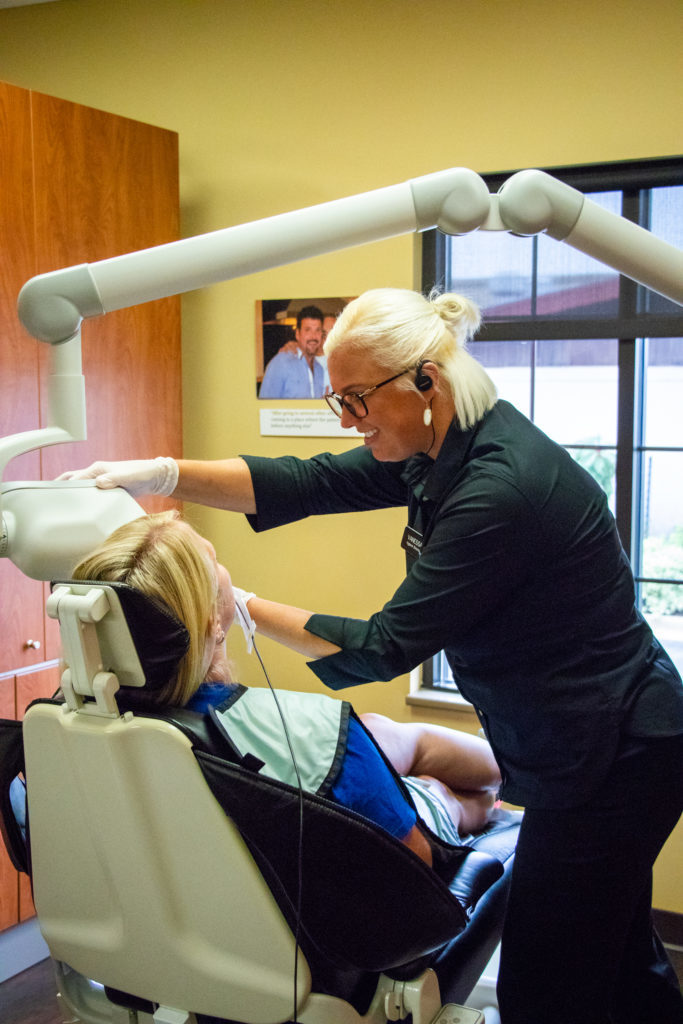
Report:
0,481,145,581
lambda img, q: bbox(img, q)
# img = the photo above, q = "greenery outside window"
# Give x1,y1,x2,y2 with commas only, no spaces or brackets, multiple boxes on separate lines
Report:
418,158,683,703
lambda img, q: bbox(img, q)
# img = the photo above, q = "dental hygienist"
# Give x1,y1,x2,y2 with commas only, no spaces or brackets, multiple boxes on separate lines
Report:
62,287,683,1024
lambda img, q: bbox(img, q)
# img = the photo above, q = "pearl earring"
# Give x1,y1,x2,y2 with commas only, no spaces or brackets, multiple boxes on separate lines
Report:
423,403,433,427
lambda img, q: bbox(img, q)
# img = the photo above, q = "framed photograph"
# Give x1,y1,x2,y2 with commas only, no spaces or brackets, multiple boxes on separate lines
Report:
256,296,353,400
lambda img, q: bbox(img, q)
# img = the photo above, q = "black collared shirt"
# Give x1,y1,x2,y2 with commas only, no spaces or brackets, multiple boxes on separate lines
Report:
243,400,683,807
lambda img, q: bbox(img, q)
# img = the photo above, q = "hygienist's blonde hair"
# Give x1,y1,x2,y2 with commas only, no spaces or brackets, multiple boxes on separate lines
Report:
72,511,217,707
324,288,497,429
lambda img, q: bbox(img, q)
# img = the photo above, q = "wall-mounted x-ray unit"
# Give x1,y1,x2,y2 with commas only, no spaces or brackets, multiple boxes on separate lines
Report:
2,167,682,580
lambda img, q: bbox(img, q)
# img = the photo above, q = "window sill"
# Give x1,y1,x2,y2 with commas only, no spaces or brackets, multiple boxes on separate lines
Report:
406,668,476,713
406,688,476,712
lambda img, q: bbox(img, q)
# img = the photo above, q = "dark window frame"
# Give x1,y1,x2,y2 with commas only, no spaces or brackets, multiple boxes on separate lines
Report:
421,157,683,693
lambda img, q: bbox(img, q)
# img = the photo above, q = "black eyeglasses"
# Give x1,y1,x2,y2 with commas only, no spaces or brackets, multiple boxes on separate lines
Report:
324,367,413,419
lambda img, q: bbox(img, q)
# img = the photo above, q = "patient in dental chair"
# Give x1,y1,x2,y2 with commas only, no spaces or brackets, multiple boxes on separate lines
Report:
71,511,503,867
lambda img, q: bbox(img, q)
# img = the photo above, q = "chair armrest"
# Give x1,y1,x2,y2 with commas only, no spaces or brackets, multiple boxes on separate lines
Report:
0,718,29,873
448,850,504,916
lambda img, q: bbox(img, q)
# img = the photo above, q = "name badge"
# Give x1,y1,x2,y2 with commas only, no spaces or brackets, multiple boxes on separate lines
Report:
401,526,423,560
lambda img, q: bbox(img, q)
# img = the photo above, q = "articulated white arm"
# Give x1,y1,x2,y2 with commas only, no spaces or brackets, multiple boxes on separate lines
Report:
0,333,86,483
2,166,681,580
16,167,683,351
497,169,683,304
17,168,491,346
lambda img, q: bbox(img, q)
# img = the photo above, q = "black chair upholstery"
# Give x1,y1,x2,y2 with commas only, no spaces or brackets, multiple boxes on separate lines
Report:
1,698,519,1018
0,579,521,1023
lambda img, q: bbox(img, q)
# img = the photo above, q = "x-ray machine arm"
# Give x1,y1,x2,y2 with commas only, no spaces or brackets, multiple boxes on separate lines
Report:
2,167,682,580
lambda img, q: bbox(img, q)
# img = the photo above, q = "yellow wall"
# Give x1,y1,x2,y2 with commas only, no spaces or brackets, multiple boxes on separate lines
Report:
1,0,681,909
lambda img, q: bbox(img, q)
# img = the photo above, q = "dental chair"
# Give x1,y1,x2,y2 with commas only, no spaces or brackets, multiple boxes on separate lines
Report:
0,580,521,1024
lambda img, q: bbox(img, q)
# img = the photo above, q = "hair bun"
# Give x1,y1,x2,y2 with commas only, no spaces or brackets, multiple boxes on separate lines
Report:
430,291,481,340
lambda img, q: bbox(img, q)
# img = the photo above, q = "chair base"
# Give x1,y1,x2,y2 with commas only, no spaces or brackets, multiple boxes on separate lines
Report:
52,960,486,1024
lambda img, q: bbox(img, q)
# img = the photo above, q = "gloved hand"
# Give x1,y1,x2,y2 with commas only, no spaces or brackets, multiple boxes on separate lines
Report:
58,457,179,498
232,586,256,653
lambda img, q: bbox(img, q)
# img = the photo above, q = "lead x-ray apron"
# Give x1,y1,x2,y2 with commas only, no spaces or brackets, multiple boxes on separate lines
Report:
210,685,351,795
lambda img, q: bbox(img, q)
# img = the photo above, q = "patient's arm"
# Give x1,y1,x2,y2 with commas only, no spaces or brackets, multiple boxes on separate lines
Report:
359,713,501,793
402,823,432,866
360,713,501,837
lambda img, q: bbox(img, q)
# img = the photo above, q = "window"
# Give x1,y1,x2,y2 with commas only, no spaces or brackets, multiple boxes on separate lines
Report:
420,158,683,698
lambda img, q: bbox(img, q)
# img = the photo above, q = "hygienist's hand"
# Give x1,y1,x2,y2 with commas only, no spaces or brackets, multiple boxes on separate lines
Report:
57,457,179,497
232,586,257,653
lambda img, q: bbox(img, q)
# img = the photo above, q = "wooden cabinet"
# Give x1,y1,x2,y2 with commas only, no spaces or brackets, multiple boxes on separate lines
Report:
0,81,181,931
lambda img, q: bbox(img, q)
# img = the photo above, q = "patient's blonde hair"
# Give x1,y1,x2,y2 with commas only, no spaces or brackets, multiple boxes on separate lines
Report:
325,288,497,429
72,511,217,707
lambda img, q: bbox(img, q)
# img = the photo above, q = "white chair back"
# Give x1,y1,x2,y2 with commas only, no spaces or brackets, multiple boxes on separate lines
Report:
24,659,311,1022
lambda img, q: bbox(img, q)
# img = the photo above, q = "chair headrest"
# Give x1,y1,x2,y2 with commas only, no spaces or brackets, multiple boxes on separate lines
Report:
50,579,189,691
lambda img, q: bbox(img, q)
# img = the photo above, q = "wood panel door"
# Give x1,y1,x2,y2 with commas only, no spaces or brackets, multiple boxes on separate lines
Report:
27,91,183,659
0,84,48,675
32,91,183,482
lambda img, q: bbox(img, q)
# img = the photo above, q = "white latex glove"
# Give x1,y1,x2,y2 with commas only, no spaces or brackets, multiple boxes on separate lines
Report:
232,587,256,653
58,457,179,498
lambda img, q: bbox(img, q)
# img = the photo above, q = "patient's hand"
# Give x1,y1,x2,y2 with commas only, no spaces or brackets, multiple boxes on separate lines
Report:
58,458,178,497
